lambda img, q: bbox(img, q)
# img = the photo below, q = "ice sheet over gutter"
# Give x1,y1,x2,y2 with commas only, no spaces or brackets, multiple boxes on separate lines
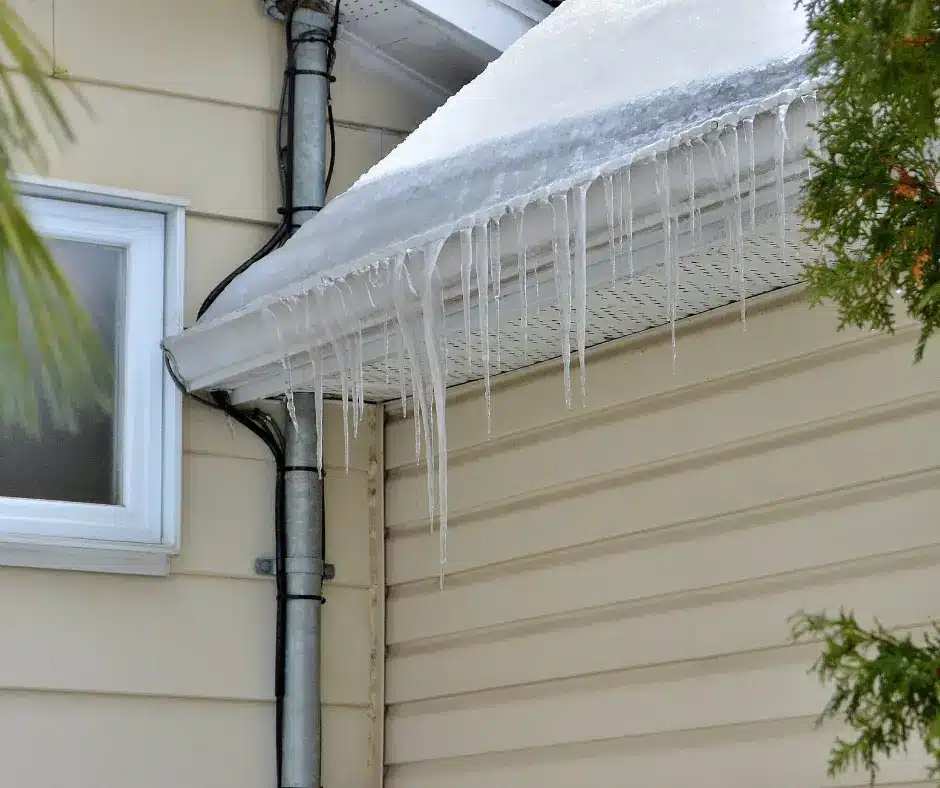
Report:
202,0,811,322
174,0,817,583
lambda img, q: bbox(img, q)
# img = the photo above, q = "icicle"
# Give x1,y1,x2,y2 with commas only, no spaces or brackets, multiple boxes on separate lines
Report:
491,217,503,371
655,153,677,368
284,370,298,432
348,333,360,439
474,223,492,434
392,253,434,525
776,103,790,247
315,292,351,470
603,174,617,283
397,330,407,418
264,303,299,434
441,275,449,383
730,125,747,328
700,135,733,268
459,228,473,372
624,165,634,280
383,310,390,386
312,345,324,477
743,117,757,233
514,207,529,355
551,193,574,408
713,135,736,278
329,287,353,468
574,184,589,405
421,239,449,587
533,235,541,315
357,319,365,433
684,141,696,244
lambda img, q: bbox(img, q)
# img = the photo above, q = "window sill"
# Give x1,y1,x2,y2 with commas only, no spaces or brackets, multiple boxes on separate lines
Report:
0,535,174,576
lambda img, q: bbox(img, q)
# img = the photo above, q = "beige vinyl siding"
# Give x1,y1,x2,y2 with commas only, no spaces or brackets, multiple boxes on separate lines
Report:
384,288,940,788
0,0,418,784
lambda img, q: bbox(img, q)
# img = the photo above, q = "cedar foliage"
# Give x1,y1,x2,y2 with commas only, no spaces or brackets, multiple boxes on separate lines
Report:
795,0,940,783
791,612,940,784
800,0,940,360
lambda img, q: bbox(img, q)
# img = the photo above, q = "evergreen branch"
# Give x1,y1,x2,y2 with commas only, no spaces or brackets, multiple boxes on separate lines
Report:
796,0,940,362
791,611,940,785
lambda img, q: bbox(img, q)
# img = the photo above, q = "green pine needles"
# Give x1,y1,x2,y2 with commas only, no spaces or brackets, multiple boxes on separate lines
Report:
798,0,940,360
791,612,940,784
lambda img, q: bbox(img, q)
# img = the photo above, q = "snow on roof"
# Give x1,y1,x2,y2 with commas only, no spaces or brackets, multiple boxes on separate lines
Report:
200,0,811,322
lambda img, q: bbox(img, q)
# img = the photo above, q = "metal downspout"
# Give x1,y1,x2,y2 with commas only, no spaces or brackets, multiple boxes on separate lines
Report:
274,5,333,788
284,393,326,788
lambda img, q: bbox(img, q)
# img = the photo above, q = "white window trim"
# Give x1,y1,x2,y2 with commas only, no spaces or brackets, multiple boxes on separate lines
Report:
0,174,187,576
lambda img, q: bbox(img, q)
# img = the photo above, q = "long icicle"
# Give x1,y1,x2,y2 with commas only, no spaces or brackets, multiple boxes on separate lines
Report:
397,330,407,418
459,227,473,372
315,289,351,471
624,164,634,280
713,135,735,278
574,183,589,405
491,217,502,371
700,135,731,261
474,223,492,435
553,192,574,408
730,123,747,327
744,117,757,233
514,207,529,355
685,141,697,244
312,344,324,477
776,103,791,247
392,253,435,529
603,174,617,284
421,239,449,587
383,309,390,386
656,152,677,368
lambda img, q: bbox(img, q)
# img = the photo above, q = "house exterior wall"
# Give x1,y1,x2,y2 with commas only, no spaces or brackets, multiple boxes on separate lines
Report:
384,288,940,787
0,1,430,785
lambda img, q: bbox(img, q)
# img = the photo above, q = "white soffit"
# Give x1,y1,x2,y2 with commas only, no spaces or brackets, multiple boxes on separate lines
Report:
337,0,545,95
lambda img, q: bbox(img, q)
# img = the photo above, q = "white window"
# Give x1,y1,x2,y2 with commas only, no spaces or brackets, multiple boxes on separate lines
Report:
0,176,185,575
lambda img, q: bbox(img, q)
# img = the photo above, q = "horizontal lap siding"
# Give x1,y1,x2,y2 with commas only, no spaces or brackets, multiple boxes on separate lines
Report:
2,0,417,784
384,289,940,787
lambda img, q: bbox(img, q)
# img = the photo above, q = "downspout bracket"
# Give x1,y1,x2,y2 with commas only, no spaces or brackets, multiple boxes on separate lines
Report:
255,555,336,580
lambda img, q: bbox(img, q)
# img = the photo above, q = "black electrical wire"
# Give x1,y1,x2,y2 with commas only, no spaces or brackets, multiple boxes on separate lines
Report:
196,0,341,321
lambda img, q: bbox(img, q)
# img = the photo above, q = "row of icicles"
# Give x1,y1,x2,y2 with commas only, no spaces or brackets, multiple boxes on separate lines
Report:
274,93,820,587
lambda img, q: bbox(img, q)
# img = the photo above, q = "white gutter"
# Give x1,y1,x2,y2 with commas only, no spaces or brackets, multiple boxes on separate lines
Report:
164,92,816,403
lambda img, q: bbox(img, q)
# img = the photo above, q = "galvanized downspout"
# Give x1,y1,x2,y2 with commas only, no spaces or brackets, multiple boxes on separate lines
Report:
265,3,334,787
283,392,326,788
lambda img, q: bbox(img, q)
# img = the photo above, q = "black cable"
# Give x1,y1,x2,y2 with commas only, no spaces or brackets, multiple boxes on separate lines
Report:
325,0,340,193
196,1,341,320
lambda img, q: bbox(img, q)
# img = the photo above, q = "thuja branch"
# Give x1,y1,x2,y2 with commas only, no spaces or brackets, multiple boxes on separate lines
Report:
797,0,940,361
791,611,940,783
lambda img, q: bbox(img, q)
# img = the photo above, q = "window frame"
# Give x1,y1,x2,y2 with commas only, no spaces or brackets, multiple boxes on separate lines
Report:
0,175,186,576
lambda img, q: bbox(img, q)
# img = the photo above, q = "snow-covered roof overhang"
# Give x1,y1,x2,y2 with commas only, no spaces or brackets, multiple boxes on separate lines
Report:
164,0,819,411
